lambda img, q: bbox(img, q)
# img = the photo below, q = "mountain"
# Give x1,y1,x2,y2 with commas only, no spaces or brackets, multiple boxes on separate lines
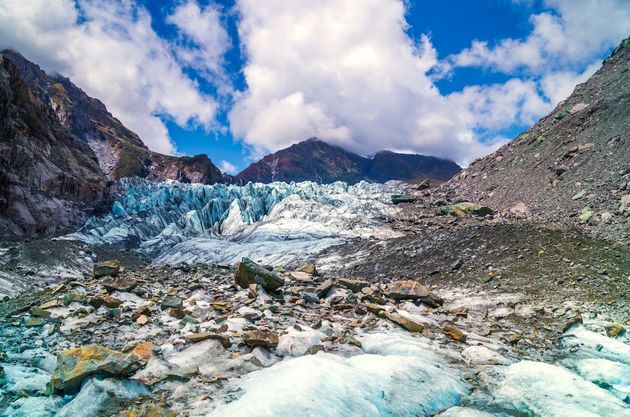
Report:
448,36,630,242
1,50,223,185
234,138,461,184
0,53,107,238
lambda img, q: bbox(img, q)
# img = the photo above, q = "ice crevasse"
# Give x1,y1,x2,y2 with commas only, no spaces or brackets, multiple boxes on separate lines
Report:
64,178,404,266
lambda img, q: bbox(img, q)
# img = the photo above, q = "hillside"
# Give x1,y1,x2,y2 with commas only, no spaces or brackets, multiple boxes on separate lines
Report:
1,50,223,185
235,138,461,184
449,37,630,242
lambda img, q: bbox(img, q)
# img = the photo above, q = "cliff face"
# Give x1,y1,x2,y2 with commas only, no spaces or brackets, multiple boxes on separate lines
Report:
449,36,630,241
1,50,223,185
235,138,461,184
0,55,107,238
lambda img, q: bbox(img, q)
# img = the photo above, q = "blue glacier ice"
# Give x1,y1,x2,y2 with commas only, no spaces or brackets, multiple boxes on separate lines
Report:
64,178,404,266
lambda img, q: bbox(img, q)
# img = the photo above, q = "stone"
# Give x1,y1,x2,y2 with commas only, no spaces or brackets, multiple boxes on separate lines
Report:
562,316,583,332
337,278,369,292
89,295,122,309
554,165,569,176
619,194,630,214
92,259,121,278
572,190,586,200
391,195,417,205
290,271,313,282
39,299,60,309
234,258,285,292
62,293,89,306
120,403,177,417
509,202,530,217
386,312,424,333
442,202,494,217
102,277,137,292
48,342,152,394
605,323,625,338
169,308,186,319
136,315,150,325
298,264,318,275
243,330,279,349
442,324,467,342
385,280,443,307
30,307,51,317
365,303,386,315
451,259,464,271
185,332,232,348
162,296,183,309
315,279,334,298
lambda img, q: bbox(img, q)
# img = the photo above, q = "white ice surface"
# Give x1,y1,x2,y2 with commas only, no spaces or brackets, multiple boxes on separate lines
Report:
494,360,630,416
205,332,468,417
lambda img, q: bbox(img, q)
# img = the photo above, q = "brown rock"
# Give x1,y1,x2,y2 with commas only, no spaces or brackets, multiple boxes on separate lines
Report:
243,330,279,349
337,278,369,292
234,258,284,292
92,260,121,278
185,332,232,348
387,312,424,333
136,315,149,325
386,280,443,307
442,324,467,342
102,277,137,292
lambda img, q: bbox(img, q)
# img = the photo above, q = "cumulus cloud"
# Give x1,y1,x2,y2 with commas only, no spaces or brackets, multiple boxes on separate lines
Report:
449,0,630,73
219,160,238,174
167,0,231,91
0,0,226,154
230,0,508,164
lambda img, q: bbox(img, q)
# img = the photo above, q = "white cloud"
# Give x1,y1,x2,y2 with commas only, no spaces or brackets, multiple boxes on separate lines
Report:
230,0,509,165
219,160,238,174
167,0,231,92
0,0,227,154
449,0,630,73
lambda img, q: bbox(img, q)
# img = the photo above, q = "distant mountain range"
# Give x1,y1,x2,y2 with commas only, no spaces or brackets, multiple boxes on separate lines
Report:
233,138,461,185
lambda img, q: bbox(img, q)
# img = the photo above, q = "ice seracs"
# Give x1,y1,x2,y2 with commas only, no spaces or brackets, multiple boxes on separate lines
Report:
65,178,403,266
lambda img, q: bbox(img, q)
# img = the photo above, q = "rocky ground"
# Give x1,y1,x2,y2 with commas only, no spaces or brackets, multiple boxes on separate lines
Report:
0,186,628,416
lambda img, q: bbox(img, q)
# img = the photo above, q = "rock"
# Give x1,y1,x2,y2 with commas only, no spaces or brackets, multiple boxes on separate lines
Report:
562,316,583,332
451,259,464,271
385,280,443,307
234,258,284,292
365,303,386,315
62,292,89,306
40,299,60,309
601,211,614,223
48,342,152,394
579,208,594,222
185,332,232,348
605,323,625,338
159,365,199,382
509,202,530,217
386,312,424,333
136,315,149,325
102,277,137,293
337,278,369,292
168,308,186,319
290,271,313,282
619,194,630,214
315,279,334,298
161,296,183,309
30,307,52,318
243,330,279,349
554,165,569,176
572,190,586,200
391,195,417,205
507,333,522,345
442,202,494,217
89,295,122,309
304,345,325,355
298,264,318,275
412,179,430,190
92,259,122,278
302,292,319,304
442,324,467,342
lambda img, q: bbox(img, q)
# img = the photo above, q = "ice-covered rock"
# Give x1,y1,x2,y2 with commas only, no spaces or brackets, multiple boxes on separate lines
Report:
64,178,403,266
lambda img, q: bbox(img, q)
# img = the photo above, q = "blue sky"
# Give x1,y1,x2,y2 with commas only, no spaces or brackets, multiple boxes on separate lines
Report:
0,0,628,172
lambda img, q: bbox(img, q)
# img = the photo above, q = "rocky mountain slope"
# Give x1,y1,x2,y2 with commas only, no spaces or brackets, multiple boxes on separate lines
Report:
1,50,223,185
234,138,461,184
448,37,630,242
0,54,107,238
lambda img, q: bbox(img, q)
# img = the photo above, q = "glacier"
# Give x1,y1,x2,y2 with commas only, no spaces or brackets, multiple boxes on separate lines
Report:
64,178,404,266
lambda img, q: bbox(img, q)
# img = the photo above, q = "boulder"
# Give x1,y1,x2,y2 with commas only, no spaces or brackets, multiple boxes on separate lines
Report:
161,296,183,309
442,202,494,217
92,260,121,278
442,324,467,342
102,277,137,293
386,312,424,333
48,342,152,394
315,279,334,298
234,258,284,292
385,280,443,307
243,330,279,349
337,278,369,292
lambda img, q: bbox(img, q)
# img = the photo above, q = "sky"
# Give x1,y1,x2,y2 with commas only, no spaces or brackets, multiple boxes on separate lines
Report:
0,1,628,173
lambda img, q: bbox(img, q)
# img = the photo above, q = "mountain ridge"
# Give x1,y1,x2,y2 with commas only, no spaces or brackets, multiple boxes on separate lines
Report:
234,138,461,184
